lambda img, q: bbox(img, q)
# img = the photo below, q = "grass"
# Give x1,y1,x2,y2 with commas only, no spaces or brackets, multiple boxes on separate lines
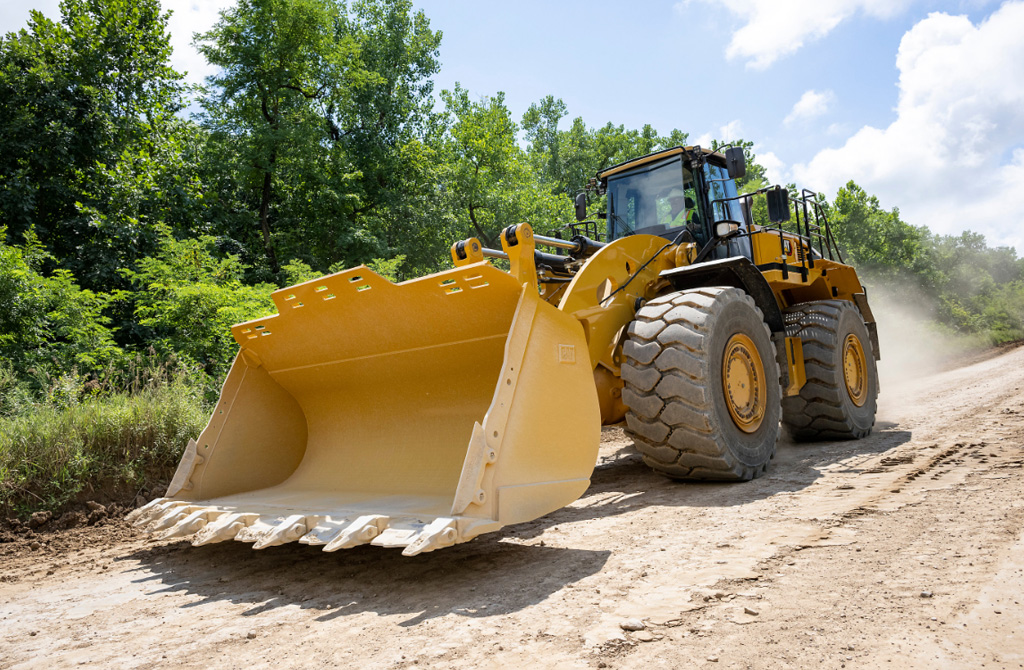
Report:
0,374,208,519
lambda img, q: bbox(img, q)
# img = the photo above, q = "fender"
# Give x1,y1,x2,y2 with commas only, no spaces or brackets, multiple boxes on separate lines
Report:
659,256,784,333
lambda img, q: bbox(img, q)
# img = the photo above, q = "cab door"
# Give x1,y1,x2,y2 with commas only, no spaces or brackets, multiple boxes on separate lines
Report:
701,163,753,261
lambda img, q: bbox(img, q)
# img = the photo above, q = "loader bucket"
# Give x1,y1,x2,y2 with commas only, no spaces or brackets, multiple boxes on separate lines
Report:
129,262,601,555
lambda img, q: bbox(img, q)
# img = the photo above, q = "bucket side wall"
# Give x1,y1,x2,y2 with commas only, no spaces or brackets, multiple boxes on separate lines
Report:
186,355,309,500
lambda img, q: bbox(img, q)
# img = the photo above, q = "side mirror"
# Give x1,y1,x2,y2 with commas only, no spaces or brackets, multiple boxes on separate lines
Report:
725,146,746,180
574,192,587,222
766,187,791,223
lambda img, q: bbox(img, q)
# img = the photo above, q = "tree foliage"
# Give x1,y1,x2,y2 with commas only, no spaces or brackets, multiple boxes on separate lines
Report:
827,181,1024,338
193,0,450,282
120,230,276,377
439,85,570,245
0,228,120,390
196,0,357,273
0,0,185,290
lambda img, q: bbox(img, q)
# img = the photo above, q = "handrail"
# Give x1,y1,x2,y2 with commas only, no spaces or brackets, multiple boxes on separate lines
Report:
724,187,842,265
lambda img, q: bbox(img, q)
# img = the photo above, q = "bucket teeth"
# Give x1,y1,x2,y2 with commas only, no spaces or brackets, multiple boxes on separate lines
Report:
129,498,186,528
322,515,390,552
235,519,270,543
132,502,498,555
403,518,459,557
158,509,213,540
125,498,167,525
252,514,311,550
192,512,257,546
372,527,421,548
150,505,197,532
299,517,350,546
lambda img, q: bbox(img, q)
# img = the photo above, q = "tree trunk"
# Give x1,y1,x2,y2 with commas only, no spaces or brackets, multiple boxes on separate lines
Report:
468,204,493,247
258,153,279,272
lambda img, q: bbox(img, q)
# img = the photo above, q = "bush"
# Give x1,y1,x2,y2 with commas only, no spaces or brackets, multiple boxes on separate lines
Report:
120,229,276,379
0,227,121,392
0,366,207,517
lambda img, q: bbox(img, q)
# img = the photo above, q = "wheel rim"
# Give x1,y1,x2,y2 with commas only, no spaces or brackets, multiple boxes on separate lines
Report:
722,333,766,433
843,334,868,407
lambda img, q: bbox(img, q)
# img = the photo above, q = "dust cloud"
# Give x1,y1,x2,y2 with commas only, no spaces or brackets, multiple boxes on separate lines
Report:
868,285,973,418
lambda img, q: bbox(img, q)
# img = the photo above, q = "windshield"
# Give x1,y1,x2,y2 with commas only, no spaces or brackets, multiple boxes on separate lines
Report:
605,157,698,242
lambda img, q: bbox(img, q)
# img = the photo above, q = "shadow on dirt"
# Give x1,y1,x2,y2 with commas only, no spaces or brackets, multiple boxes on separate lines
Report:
124,534,609,626
122,422,910,625
504,423,914,540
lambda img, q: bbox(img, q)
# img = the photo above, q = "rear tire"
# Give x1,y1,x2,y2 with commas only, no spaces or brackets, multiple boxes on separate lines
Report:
781,300,878,441
622,287,782,481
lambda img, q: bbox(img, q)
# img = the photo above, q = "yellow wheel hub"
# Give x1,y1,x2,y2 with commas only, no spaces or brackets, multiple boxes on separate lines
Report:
722,333,766,433
843,334,868,407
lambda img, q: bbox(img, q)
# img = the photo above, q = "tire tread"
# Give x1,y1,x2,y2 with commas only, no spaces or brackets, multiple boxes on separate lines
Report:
622,287,781,481
781,300,878,441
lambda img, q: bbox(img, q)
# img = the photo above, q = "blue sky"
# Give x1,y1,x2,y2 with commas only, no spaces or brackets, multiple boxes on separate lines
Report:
3,0,1023,252
414,0,920,157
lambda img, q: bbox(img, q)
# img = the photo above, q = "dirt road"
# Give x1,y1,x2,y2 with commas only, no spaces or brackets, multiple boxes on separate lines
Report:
3,345,1024,669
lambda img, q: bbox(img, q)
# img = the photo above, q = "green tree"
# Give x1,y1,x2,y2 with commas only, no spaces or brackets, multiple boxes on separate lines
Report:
441,85,520,244
73,119,211,340
828,181,938,286
196,0,356,273
520,97,711,238
322,0,447,276
522,96,685,199
121,229,276,377
441,85,571,246
0,0,185,289
0,228,121,392
196,0,448,279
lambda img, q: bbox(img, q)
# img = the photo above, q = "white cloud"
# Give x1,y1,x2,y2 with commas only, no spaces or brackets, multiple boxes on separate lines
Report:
793,2,1024,253
692,131,714,147
757,150,788,185
719,119,745,142
693,120,745,148
681,0,914,69
784,89,835,125
826,122,849,136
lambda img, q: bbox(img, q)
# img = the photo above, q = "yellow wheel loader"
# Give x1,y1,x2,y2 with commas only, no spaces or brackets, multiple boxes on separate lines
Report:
129,146,879,555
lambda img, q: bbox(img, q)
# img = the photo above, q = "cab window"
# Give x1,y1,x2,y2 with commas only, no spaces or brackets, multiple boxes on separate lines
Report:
703,163,743,224
605,157,696,241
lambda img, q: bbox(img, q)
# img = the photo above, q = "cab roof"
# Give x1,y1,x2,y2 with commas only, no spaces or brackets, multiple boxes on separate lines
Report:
597,146,727,180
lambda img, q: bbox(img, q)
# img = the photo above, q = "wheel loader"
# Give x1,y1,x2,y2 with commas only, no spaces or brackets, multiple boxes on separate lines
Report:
129,145,880,555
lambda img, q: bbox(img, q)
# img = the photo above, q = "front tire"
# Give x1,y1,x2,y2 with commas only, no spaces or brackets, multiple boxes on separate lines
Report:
622,287,782,481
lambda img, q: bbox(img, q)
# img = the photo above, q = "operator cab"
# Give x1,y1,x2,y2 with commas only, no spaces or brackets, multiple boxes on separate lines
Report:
598,146,750,258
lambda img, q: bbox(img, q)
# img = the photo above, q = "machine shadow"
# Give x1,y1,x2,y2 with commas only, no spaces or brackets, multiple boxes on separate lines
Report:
123,534,609,627
120,422,909,625
504,423,914,540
